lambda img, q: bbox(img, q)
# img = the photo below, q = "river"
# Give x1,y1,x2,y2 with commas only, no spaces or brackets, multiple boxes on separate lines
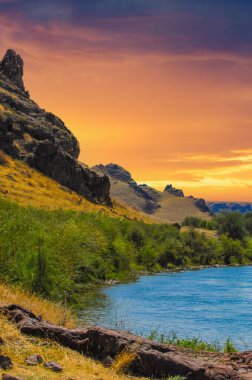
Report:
78,266,252,350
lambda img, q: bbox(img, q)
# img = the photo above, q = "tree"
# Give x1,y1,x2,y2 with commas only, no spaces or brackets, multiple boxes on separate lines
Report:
216,212,246,241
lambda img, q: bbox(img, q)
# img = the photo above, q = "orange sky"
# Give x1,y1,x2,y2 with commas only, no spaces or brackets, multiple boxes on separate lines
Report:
1,3,252,201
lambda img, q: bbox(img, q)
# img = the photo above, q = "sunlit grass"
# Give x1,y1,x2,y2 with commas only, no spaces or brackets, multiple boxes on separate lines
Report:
0,151,152,223
0,283,144,380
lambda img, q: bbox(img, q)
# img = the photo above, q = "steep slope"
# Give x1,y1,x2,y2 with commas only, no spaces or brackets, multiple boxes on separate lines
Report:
0,49,111,205
0,152,152,222
92,163,210,224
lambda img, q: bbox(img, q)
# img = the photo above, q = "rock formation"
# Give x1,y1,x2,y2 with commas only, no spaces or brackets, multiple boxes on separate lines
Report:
93,163,161,213
0,49,25,93
164,184,184,197
93,163,210,222
1,305,251,380
0,49,111,205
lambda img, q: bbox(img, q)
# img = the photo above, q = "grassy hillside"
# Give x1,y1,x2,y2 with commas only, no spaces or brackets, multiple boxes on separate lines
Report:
0,283,143,380
107,177,210,224
154,192,211,224
0,151,152,223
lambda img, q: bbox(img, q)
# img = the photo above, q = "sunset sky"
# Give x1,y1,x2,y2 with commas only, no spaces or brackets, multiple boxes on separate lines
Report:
1,0,252,201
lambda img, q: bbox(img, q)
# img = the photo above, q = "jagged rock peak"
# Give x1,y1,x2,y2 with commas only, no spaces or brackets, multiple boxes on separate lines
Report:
0,49,25,92
164,184,184,197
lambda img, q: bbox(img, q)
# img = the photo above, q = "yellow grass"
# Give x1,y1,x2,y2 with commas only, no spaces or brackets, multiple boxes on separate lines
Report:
0,152,152,223
112,350,137,373
0,86,18,99
0,283,75,328
0,283,144,379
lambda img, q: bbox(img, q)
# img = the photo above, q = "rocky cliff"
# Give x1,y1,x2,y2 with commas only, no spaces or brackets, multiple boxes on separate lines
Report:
0,49,111,205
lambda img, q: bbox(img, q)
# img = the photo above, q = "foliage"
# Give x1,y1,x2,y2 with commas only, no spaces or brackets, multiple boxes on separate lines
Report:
0,198,251,301
182,216,216,230
215,212,246,241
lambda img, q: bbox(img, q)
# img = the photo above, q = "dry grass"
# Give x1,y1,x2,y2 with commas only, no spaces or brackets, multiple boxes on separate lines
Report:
108,178,211,224
0,152,152,223
0,316,141,380
112,350,137,373
0,283,144,379
180,226,218,238
0,283,75,328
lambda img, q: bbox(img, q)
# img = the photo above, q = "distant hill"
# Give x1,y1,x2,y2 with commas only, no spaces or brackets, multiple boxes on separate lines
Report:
92,163,210,224
208,202,252,214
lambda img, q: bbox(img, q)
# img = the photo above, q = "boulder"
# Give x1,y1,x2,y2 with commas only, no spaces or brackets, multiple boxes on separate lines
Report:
25,354,43,366
2,375,25,380
43,361,63,372
0,355,13,370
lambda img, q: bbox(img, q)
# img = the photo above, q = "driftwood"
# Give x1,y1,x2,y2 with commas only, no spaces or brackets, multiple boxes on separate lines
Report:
1,304,252,379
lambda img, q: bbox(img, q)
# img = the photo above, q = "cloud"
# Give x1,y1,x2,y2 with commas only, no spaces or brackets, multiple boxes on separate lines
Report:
1,0,252,58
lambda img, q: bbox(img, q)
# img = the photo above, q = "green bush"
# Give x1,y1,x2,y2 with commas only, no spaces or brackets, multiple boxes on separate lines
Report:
0,198,251,301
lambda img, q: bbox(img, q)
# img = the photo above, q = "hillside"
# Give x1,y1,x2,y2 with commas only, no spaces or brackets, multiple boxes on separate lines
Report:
0,49,111,205
0,151,151,223
93,163,210,224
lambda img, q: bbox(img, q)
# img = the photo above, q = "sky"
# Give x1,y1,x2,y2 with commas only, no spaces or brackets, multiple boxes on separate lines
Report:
1,0,252,201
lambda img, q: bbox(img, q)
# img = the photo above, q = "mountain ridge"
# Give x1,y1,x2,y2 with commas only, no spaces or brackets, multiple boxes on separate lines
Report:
92,163,210,223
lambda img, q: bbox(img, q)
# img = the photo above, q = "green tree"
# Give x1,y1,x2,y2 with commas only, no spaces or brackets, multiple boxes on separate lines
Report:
216,212,246,241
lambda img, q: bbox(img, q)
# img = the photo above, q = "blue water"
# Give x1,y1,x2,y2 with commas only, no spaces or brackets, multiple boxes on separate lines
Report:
79,266,252,349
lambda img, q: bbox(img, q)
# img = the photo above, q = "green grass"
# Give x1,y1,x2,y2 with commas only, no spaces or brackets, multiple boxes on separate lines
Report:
0,193,252,303
147,331,238,353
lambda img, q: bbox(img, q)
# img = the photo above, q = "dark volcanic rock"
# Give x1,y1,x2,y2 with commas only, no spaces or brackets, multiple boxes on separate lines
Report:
94,163,134,184
0,49,25,92
1,304,250,380
2,375,24,380
0,355,13,370
43,361,63,372
164,184,184,197
0,49,111,205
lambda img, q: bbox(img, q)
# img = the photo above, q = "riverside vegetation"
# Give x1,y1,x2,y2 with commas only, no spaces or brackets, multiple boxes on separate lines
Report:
1,195,252,302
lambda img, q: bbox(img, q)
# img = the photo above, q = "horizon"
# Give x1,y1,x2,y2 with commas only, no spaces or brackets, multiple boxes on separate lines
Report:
1,1,252,201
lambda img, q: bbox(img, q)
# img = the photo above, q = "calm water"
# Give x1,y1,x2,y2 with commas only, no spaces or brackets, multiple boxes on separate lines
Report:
78,266,252,349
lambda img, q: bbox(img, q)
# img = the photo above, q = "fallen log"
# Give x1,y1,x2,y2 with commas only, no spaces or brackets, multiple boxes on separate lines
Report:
0,304,251,380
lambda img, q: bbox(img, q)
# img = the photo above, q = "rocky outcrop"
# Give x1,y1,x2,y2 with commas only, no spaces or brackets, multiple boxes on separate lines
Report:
93,163,161,213
0,49,111,205
93,163,211,222
164,184,184,197
194,198,210,213
0,50,25,93
1,305,251,380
